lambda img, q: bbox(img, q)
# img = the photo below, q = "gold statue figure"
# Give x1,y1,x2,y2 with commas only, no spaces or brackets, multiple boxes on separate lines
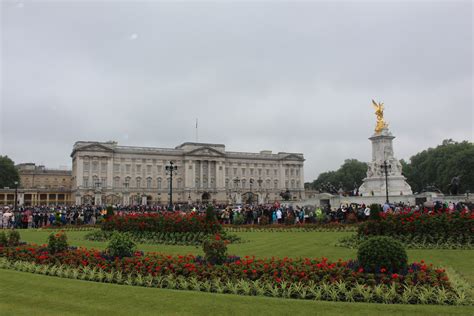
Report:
372,99,388,133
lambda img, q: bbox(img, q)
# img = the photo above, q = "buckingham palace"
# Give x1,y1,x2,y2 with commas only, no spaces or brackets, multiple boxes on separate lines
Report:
71,141,305,205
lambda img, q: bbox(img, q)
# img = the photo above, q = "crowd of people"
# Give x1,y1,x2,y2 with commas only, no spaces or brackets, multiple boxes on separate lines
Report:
0,200,472,229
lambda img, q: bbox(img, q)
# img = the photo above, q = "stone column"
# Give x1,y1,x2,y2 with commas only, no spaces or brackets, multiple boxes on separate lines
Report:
200,160,203,189
76,157,84,187
107,158,113,188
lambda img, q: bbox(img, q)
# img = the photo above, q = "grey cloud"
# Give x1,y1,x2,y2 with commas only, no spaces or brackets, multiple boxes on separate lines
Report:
1,0,472,180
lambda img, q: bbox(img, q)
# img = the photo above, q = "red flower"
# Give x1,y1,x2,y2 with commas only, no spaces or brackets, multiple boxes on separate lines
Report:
380,268,387,273
391,273,399,279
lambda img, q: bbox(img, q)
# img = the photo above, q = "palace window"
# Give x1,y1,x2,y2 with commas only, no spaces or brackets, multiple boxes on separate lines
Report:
101,162,107,172
84,162,90,172
114,177,120,188
114,164,120,173
136,178,141,188
83,177,89,188
157,178,162,190
146,178,152,189
92,162,98,172
126,164,131,173
136,165,141,173
147,165,152,174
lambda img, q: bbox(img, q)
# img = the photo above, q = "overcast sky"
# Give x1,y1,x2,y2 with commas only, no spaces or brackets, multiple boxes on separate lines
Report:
1,0,472,181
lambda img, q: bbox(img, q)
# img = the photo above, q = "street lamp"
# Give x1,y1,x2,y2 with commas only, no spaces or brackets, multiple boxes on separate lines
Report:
14,181,18,211
257,178,263,205
380,160,391,204
233,177,241,204
165,161,178,210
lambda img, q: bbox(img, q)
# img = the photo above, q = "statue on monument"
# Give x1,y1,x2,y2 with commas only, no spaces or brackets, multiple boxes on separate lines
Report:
372,99,388,134
449,176,461,195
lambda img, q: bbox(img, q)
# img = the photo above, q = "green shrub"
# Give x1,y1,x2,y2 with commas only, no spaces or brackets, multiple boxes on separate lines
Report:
284,214,295,225
357,236,407,273
107,232,136,258
106,206,114,219
369,204,381,220
233,213,245,225
259,216,270,225
0,231,8,246
47,232,68,254
202,234,228,265
8,230,21,246
205,205,217,222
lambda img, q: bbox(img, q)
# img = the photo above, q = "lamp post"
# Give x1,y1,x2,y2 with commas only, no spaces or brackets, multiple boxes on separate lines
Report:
165,161,178,210
257,178,263,205
380,160,391,204
233,177,240,204
249,179,254,204
14,181,18,211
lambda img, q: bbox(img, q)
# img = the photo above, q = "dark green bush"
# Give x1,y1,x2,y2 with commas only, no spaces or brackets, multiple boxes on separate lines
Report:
205,205,217,222
369,204,381,220
259,216,270,225
357,236,407,273
107,232,136,258
47,232,68,254
202,234,228,265
0,231,8,246
106,206,114,219
8,230,21,246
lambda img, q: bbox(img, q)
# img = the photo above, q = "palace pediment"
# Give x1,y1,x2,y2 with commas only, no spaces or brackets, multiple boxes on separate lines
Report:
185,146,225,157
280,153,305,161
72,143,114,157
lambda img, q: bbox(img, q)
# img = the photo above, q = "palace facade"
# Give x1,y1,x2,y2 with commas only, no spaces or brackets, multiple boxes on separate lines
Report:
0,163,73,206
71,141,305,205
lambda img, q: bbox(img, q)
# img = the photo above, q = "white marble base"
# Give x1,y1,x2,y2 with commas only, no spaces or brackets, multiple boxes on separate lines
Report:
358,175,413,197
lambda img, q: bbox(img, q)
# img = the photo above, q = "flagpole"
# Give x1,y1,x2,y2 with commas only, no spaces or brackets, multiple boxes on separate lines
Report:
196,118,198,143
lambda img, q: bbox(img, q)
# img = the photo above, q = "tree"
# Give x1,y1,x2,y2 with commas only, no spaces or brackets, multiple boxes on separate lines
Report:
310,159,367,192
403,140,474,194
0,156,20,188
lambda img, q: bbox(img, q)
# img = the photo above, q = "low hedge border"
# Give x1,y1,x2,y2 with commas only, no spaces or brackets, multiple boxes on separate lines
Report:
0,258,470,306
39,226,100,232
223,224,358,233
337,235,474,250
84,230,243,246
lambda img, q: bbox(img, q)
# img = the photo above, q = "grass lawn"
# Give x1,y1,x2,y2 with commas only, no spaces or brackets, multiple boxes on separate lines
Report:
1,269,473,316
1,229,472,315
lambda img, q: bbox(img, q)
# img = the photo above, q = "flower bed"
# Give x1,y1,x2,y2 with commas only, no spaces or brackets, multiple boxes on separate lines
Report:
339,210,474,249
102,213,221,234
0,244,470,305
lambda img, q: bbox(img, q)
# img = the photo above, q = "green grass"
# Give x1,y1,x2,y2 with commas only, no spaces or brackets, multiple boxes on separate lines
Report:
2,229,473,315
1,269,473,316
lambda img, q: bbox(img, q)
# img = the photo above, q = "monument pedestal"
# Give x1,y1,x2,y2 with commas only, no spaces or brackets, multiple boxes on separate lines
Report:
359,127,412,197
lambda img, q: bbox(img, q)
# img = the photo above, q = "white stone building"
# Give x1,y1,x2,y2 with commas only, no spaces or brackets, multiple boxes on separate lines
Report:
71,141,305,205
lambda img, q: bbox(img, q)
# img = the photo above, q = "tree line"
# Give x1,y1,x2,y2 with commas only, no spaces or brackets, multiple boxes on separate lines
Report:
306,140,474,195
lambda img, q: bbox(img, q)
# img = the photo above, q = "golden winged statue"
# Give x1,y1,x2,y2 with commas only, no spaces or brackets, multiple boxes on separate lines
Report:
372,99,388,133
